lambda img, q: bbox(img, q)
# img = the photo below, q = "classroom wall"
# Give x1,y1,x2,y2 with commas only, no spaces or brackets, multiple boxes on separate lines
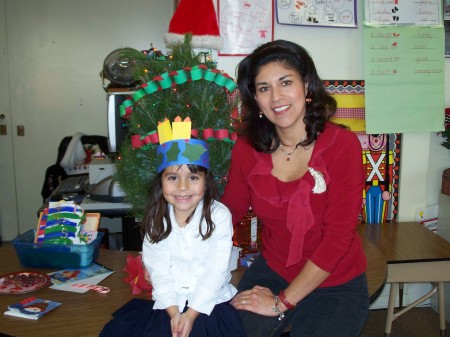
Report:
0,0,449,239
215,3,450,223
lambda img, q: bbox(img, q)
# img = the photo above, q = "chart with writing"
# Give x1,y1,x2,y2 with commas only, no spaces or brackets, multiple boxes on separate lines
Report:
364,25,445,133
218,0,273,56
276,0,357,28
365,0,443,26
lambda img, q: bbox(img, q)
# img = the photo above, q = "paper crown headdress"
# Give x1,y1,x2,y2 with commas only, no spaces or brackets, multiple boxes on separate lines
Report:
156,117,209,173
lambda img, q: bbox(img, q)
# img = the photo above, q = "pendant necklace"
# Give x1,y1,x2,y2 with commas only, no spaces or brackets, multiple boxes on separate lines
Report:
279,144,296,162
278,136,307,162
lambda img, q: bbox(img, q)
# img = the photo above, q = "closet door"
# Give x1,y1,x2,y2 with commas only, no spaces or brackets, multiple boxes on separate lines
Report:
0,0,19,241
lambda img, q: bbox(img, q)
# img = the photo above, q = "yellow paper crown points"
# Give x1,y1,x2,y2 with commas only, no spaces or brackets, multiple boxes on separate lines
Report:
157,116,192,144
157,119,172,144
173,116,191,140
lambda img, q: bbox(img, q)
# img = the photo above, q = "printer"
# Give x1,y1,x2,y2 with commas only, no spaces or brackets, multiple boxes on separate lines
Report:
86,157,125,202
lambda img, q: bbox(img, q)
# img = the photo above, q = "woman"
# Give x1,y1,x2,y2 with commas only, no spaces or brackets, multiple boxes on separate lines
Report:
221,40,369,337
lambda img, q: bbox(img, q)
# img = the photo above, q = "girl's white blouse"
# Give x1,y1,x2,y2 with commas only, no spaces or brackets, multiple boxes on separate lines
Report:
142,200,237,315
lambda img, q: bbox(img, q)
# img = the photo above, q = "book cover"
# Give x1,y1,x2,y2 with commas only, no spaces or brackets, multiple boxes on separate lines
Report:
4,297,61,320
47,263,114,293
48,263,113,286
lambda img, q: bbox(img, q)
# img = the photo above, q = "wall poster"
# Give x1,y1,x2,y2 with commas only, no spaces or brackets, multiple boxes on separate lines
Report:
363,0,445,133
325,80,401,224
364,0,443,26
276,0,357,28
218,0,274,56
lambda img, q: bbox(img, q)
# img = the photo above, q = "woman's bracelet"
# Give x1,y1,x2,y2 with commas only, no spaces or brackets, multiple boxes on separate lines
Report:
272,295,285,321
278,290,296,310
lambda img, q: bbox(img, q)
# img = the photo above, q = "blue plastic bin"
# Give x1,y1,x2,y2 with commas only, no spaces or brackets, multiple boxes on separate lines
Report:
12,229,104,269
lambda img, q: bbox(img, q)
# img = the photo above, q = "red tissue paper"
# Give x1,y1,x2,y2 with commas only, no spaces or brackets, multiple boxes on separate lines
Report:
123,254,152,295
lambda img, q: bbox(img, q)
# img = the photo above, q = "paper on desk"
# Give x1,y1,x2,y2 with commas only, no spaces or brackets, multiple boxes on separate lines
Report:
48,263,114,293
49,273,113,293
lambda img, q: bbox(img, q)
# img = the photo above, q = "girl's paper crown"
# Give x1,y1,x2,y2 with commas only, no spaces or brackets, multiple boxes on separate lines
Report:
156,117,209,173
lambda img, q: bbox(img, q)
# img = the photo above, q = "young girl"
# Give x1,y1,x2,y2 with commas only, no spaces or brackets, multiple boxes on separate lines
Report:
100,119,245,337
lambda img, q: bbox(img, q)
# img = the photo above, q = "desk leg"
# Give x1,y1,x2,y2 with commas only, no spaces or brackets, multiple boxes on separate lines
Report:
398,283,404,309
385,282,440,337
438,282,446,337
384,283,398,337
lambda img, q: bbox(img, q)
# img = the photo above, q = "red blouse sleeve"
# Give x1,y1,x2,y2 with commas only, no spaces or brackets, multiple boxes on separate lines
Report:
221,138,252,226
309,128,365,273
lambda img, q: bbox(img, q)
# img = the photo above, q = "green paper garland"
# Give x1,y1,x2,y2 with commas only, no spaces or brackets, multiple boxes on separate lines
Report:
120,64,238,118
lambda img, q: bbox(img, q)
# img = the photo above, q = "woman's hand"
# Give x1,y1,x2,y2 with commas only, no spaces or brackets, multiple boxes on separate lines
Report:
231,285,286,316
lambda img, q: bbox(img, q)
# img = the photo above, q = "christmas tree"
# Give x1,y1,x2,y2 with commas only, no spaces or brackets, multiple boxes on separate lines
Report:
114,35,239,219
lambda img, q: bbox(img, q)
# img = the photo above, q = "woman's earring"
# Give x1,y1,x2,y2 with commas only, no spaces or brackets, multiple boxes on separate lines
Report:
259,112,263,118
306,97,312,104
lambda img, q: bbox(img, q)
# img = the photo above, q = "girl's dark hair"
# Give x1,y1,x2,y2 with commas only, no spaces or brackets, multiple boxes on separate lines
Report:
141,164,218,243
236,39,337,152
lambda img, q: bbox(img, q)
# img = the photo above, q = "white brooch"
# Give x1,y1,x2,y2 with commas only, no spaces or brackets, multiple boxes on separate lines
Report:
308,167,326,194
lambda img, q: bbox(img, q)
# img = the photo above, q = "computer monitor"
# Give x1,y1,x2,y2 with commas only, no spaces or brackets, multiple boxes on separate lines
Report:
107,93,131,153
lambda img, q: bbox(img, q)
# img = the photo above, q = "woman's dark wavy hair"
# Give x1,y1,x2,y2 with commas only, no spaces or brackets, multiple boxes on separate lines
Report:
236,39,337,152
141,164,218,243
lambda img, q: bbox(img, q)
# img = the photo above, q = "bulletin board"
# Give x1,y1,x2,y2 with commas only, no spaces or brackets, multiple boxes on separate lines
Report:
325,80,401,223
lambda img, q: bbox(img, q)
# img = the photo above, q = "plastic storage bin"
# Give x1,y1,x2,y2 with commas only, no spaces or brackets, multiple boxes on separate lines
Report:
12,229,104,269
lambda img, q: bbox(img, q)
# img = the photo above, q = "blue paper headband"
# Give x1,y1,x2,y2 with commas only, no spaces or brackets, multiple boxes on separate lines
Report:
156,138,209,173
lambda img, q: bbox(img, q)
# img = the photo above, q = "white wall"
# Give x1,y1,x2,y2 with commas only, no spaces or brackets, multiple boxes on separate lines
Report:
0,1,449,239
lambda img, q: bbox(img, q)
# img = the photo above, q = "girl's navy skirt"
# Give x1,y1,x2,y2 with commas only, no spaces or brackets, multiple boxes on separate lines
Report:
100,298,246,337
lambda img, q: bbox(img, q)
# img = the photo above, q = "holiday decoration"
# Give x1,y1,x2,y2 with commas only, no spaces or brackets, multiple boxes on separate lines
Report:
114,35,239,219
155,117,210,173
308,168,326,194
165,0,222,50
36,201,86,245
123,254,152,295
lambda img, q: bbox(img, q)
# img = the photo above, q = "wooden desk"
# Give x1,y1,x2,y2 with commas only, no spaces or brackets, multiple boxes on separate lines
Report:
0,232,386,337
0,247,147,337
359,222,450,337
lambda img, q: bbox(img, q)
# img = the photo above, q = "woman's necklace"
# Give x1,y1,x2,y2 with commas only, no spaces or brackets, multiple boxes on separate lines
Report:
278,136,307,162
279,144,296,162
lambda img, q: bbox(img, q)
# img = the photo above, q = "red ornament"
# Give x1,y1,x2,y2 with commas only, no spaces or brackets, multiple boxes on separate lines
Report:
123,254,152,296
